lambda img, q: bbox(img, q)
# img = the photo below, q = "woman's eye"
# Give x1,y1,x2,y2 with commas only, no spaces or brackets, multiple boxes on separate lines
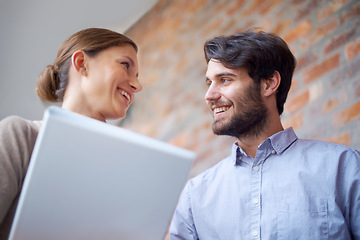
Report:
121,62,130,69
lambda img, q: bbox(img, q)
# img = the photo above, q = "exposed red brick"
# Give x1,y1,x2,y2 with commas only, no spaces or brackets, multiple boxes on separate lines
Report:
330,57,360,87
324,28,357,55
294,0,323,21
211,1,229,14
303,53,340,85
143,71,160,86
219,136,237,149
168,132,188,148
159,33,177,52
312,17,340,43
281,112,304,131
356,79,360,98
175,58,188,72
240,20,257,32
317,0,351,22
341,1,360,23
202,18,224,36
271,19,291,35
137,120,158,138
192,122,211,142
188,0,207,13
291,0,306,4
243,0,269,17
124,0,360,173
288,78,299,95
195,148,214,166
202,121,212,132
226,0,246,16
222,19,239,34
323,98,339,113
324,132,352,146
296,52,319,72
284,90,310,114
283,19,312,43
345,37,360,61
260,0,282,15
260,19,273,32
150,0,169,11
335,100,360,125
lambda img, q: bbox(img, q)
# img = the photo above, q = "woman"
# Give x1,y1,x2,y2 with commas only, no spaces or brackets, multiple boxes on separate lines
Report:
0,28,142,239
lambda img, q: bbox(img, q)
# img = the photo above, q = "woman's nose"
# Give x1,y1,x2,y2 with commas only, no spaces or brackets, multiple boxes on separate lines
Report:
130,76,142,93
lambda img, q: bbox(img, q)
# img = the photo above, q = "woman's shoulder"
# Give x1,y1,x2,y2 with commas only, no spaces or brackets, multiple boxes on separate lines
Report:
0,115,41,136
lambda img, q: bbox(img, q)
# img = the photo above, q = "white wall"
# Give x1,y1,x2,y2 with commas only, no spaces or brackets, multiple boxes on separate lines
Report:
0,0,157,120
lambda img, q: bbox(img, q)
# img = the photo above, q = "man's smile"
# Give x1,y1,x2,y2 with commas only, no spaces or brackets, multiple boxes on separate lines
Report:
213,106,230,114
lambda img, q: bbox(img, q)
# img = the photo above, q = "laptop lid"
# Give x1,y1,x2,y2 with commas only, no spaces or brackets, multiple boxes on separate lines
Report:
9,106,195,240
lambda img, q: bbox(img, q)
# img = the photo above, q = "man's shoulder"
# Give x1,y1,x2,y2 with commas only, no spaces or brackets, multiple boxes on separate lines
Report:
295,137,358,154
188,155,232,189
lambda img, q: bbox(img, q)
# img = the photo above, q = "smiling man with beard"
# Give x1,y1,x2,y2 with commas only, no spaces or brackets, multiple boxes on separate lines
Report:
169,30,360,240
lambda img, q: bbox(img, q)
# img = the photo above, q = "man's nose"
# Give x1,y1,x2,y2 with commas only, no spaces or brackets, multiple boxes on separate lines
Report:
205,83,221,102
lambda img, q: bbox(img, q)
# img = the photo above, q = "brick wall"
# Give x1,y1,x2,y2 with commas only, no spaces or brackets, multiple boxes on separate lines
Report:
122,0,360,177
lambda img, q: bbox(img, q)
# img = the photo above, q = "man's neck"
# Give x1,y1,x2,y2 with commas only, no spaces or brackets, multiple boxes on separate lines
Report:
236,117,284,159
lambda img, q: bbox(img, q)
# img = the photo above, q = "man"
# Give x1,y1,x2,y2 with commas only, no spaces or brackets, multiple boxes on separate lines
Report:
169,30,360,239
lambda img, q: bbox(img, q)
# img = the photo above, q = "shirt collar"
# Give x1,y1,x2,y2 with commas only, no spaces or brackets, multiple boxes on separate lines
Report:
232,127,298,165
268,127,298,154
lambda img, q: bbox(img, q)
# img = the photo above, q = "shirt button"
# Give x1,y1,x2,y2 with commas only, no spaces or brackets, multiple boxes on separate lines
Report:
253,198,259,205
253,230,259,236
253,166,259,172
271,150,276,154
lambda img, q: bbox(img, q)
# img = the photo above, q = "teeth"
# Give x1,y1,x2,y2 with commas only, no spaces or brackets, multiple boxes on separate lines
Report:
214,106,229,114
121,90,130,103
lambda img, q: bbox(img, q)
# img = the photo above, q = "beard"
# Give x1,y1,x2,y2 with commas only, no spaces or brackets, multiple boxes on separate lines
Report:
212,83,268,139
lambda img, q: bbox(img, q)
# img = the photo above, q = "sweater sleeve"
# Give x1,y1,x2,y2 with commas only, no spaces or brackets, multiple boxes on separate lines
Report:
0,116,40,233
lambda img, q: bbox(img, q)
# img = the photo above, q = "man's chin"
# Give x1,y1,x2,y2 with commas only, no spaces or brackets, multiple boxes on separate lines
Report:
212,122,231,136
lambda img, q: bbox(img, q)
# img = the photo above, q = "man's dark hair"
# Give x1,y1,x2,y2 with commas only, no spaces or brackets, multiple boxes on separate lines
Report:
204,30,296,115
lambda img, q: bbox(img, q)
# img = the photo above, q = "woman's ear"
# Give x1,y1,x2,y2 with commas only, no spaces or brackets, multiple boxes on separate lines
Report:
262,70,281,97
71,50,87,75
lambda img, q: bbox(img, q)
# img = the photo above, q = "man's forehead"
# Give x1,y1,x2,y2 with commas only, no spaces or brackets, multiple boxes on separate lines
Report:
206,59,227,73
206,59,250,80
206,59,235,76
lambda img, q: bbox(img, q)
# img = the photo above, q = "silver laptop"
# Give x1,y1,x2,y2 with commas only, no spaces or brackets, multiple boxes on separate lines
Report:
9,106,195,240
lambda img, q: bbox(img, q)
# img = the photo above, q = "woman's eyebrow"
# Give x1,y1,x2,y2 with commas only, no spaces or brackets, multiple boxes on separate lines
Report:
125,56,135,66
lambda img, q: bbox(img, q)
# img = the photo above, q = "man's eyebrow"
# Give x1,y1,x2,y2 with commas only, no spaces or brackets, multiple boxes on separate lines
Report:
216,72,237,77
206,72,237,81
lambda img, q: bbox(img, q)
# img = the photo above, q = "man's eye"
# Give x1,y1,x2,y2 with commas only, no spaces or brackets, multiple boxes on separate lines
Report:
121,62,130,69
222,78,230,83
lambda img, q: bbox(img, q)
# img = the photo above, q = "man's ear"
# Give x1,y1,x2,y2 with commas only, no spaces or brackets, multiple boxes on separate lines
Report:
71,50,87,74
262,70,281,97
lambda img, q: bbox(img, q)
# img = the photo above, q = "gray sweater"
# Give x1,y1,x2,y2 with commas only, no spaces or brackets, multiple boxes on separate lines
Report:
0,116,41,240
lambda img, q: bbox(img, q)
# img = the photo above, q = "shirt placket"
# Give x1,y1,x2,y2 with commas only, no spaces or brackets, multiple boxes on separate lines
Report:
250,160,262,239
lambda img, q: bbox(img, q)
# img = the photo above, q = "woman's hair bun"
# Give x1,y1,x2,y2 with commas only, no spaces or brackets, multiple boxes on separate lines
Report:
36,64,60,102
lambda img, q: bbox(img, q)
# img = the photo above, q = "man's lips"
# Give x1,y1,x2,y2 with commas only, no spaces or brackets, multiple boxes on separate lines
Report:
213,106,230,114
